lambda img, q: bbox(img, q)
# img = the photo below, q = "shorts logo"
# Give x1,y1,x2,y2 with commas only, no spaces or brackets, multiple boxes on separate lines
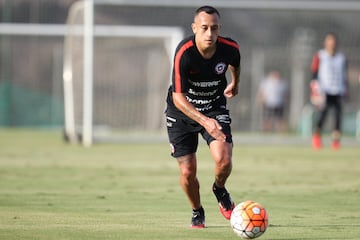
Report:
214,62,226,75
166,116,176,127
216,114,231,124
170,143,175,155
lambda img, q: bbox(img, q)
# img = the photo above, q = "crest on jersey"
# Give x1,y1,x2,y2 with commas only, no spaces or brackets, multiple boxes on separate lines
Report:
214,62,226,74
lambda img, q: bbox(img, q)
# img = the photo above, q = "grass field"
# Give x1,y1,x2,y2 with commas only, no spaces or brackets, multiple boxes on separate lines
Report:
0,129,359,240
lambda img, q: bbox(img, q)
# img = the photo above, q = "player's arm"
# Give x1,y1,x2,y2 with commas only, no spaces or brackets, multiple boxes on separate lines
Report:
224,65,241,98
310,53,321,97
310,53,320,80
172,93,226,142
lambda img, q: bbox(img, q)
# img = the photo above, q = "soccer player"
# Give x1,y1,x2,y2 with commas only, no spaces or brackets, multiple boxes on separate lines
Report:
165,6,241,228
257,70,288,132
310,32,348,150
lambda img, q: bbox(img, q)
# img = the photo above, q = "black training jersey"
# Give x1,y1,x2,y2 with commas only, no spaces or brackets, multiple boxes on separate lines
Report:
166,35,240,117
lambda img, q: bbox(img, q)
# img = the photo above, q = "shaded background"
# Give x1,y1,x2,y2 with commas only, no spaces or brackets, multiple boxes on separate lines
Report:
0,0,359,136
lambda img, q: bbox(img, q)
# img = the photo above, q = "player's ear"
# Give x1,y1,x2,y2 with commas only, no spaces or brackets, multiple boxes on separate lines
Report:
191,22,196,34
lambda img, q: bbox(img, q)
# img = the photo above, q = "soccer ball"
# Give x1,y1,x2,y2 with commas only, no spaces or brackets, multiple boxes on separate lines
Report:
230,200,268,239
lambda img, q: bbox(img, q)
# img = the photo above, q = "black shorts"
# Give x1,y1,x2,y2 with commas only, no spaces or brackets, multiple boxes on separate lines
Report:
263,106,284,119
316,94,342,131
166,110,232,158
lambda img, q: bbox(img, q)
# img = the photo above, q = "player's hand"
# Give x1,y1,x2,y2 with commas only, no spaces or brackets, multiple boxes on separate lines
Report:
203,118,226,142
224,82,238,98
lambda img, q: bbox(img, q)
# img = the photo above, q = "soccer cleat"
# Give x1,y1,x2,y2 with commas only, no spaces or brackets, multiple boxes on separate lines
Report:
213,183,235,220
217,193,235,220
312,133,322,150
191,207,205,228
332,139,340,150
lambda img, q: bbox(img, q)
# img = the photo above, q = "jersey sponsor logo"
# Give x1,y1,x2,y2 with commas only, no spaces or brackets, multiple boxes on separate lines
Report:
188,79,221,87
214,62,226,75
189,88,217,97
197,105,213,112
186,96,213,105
185,95,220,112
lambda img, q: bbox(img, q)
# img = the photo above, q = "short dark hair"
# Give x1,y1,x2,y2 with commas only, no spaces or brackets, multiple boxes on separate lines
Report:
195,6,220,18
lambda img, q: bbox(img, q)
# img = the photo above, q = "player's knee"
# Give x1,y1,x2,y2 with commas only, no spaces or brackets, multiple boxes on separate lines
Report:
178,160,197,180
216,156,232,171
180,166,196,180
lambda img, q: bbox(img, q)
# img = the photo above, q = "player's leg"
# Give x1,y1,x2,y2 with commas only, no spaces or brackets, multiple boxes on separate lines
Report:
275,106,287,132
262,106,272,132
202,110,235,220
166,114,204,228
177,154,201,210
177,153,205,228
209,141,232,188
313,95,329,149
331,95,342,149
206,111,233,187
209,140,235,220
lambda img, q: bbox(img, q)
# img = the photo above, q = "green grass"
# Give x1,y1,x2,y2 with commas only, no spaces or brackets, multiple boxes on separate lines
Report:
0,129,359,239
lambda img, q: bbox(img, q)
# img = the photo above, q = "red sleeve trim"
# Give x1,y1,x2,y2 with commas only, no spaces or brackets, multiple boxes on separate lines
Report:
174,40,193,93
311,53,320,73
218,37,240,50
